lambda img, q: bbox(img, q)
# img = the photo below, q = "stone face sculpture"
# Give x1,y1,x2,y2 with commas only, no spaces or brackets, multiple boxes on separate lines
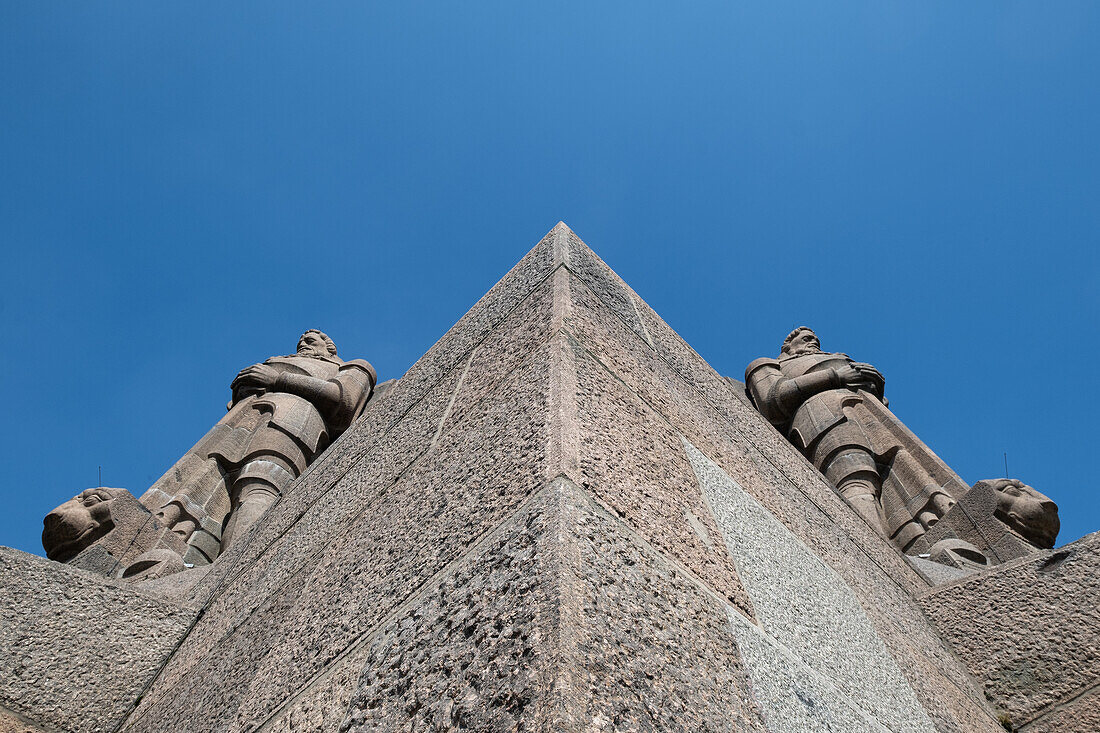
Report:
745,327,1060,561
42,330,376,577
918,478,1059,565
42,487,188,578
990,478,1060,548
43,488,129,563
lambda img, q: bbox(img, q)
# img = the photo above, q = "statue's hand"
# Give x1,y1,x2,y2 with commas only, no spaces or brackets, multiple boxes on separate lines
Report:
231,363,279,392
849,362,884,384
833,364,875,390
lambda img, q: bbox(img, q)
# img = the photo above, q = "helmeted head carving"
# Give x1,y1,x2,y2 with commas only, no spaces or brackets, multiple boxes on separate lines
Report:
297,329,338,359
986,479,1060,549
781,327,822,357
42,487,132,562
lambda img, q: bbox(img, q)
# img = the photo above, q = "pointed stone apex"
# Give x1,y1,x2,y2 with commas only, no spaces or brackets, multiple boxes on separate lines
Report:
552,221,572,233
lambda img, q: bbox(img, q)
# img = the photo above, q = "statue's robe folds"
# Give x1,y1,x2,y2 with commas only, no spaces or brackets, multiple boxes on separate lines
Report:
140,354,375,565
746,352,967,550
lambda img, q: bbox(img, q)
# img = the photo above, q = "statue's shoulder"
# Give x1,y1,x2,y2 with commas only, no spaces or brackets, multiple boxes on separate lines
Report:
340,358,378,386
745,357,780,380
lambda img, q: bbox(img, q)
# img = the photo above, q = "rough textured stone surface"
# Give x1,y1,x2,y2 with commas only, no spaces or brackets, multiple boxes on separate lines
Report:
11,223,1062,733
558,260,998,731
920,531,1100,727
684,439,935,732
0,707,50,733
728,612,894,733
562,250,929,598
336,480,767,733
906,555,974,585
1021,684,1100,733
138,269,566,708
570,335,755,619
0,548,196,733
123,341,554,732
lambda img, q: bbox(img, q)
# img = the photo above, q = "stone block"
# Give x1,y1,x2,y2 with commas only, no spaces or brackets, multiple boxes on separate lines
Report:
683,439,937,733
919,531,1100,727
562,265,928,597
0,548,196,733
333,479,768,732
122,342,554,732
556,255,996,730
0,707,50,733
1021,684,1100,733
568,333,755,618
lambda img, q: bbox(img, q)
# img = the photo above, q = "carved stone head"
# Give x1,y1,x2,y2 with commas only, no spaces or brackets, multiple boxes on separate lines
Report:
42,487,132,562
781,327,821,357
984,478,1060,549
297,329,338,358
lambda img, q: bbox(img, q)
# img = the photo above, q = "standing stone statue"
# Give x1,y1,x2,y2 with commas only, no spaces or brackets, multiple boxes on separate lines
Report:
745,327,961,549
745,327,1059,561
42,330,376,578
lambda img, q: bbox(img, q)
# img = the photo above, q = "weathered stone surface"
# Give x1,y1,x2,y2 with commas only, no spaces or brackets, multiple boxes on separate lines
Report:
122,340,554,732
561,247,930,598
906,555,974,585
0,706,50,733
12,222,1075,733
1021,684,1100,733
146,274,565,698
555,243,999,731
918,478,1060,564
149,361,470,694
0,548,196,733
684,438,935,732
569,334,755,619
334,480,767,733
920,531,1100,727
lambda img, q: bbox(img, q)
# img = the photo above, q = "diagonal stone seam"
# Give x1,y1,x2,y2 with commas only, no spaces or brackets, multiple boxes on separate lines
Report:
552,288,997,725
200,258,572,611
120,327,567,732
723,607,893,733
199,223,565,606
1,699,73,733
684,437,938,733
109,599,209,733
254,474,762,733
558,262,930,598
1019,677,1100,729
429,345,477,450
251,479,569,733
121,252,570,729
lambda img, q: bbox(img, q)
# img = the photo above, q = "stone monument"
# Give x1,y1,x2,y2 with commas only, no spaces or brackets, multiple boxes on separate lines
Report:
40,329,376,579
1,225,1096,733
745,326,1059,564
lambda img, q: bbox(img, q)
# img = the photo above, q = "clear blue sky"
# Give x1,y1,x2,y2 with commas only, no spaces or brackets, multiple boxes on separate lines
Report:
2,2,1097,556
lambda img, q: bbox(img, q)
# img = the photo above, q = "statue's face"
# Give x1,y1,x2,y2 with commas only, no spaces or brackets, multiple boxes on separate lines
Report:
297,332,331,358
992,479,1060,549
786,329,822,356
42,488,127,562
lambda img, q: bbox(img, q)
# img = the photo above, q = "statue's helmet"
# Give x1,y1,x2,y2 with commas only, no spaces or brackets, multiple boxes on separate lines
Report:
987,479,1060,549
42,487,131,562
